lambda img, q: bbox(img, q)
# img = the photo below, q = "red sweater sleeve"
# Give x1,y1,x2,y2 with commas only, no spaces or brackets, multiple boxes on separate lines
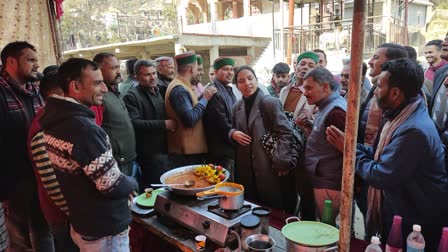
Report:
324,107,346,132
90,105,104,126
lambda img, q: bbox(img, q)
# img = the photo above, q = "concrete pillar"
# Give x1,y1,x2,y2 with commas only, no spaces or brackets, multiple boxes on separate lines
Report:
209,0,217,22
384,0,391,42
209,45,219,64
232,1,239,19
177,0,189,33
243,0,250,17
247,46,255,63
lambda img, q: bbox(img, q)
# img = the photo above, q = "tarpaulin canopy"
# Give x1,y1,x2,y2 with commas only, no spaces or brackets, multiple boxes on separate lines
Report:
0,0,62,67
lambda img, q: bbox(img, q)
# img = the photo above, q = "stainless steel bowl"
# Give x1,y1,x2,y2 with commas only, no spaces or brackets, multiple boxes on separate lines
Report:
159,164,230,196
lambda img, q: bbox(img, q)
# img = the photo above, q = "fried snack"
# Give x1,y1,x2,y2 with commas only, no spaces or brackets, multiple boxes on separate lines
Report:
193,164,226,184
144,188,153,198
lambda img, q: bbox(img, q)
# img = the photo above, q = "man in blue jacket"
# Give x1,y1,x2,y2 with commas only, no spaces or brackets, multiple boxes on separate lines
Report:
327,58,448,251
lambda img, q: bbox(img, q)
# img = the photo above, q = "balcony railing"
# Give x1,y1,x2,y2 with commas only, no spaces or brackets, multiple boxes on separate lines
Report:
274,15,407,58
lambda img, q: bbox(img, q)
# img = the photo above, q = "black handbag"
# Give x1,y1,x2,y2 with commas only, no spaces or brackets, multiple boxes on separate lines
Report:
259,98,306,175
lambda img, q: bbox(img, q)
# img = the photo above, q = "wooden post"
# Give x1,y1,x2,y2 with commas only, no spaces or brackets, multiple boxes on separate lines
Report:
338,0,366,251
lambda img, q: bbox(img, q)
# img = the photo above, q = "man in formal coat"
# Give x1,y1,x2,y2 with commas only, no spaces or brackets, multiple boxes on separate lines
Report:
123,60,176,189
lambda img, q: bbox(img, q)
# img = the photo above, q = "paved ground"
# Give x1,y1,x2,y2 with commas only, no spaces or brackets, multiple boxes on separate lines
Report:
353,203,366,240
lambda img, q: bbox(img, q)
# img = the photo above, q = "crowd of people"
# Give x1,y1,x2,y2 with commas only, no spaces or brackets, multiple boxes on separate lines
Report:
0,31,448,252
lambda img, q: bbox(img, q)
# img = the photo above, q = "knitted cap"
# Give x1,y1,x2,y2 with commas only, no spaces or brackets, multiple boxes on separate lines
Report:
175,51,197,66
213,57,235,70
297,51,319,64
197,54,203,65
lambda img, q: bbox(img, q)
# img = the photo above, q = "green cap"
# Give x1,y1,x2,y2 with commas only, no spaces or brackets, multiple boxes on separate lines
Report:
297,51,319,64
213,57,235,70
175,51,197,66
196,54,203,65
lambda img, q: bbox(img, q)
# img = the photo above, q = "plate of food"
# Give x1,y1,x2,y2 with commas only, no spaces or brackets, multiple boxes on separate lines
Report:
135,188,167,209
159,164,230,196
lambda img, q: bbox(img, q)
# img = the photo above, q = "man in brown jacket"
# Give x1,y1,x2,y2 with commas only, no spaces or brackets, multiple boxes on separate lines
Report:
165,51,217,166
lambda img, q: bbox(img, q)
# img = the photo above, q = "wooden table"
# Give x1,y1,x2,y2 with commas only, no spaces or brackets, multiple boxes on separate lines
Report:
132,213,288,252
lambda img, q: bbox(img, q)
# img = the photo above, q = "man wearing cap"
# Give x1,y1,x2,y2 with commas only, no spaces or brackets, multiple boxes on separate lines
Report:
279,51,318,120
165,51,217,166
191,54,205,98
156,56,175,99
203,57,237,178
279,51,318,220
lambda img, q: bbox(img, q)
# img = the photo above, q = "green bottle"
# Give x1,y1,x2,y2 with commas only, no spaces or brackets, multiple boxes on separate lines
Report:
322,200,335,226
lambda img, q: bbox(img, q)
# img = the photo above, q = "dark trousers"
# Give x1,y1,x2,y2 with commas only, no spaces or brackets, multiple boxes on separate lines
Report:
138,154,172,193
295,164,316,220
4,177,54,252
50,221,78,252
169,153,208,168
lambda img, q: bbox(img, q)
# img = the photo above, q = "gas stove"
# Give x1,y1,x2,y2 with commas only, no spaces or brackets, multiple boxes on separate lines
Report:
154,191,259,246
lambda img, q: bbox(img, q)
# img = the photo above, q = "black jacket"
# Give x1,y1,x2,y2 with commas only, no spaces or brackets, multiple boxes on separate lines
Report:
40,97,137,237
123,85,167,160
429,64,448,112
203,81,235,161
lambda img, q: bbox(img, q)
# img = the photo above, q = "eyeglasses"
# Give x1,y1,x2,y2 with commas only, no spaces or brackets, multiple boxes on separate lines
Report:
340,74,350,79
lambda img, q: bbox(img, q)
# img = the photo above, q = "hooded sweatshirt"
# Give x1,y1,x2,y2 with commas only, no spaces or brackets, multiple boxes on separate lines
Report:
39,96,137,237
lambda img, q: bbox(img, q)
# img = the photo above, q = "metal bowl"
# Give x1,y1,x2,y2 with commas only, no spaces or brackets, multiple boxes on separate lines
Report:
159,164,230,196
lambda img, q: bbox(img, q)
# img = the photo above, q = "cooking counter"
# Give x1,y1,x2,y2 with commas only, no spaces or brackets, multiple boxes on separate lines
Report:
131,213,372,252
132,213,287,252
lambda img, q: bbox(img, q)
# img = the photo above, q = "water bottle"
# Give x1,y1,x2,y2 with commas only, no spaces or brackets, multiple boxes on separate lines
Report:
365,236,382,252
322,200,335,226
386,215,403,252
437,227,448,252
406,224,425,252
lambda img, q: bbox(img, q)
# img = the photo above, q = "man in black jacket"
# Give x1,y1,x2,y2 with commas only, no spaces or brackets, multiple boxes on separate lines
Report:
0,41,51,251
155,56,175,99
124,60,176,189
93,53,136,176
203,57,236,179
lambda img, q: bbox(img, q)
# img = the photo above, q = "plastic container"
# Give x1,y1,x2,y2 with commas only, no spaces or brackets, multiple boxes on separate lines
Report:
252,207,271,235
322,200,335,226
240,214,261,251
386,215,403,252
406,224,425,252
365,236,383,252
437,227,448,252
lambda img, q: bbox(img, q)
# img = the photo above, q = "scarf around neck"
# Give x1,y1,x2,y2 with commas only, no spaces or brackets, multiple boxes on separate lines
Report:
365,97,421,238
0,70,44,124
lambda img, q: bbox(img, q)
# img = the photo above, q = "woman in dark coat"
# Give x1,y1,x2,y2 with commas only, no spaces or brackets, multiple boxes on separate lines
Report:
230,66,297,213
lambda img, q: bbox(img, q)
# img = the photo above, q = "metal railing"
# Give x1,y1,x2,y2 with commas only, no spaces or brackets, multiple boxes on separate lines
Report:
274,15,407,58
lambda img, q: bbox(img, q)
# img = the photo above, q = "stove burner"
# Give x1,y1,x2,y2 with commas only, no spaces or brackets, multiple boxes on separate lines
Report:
207,204,252,220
